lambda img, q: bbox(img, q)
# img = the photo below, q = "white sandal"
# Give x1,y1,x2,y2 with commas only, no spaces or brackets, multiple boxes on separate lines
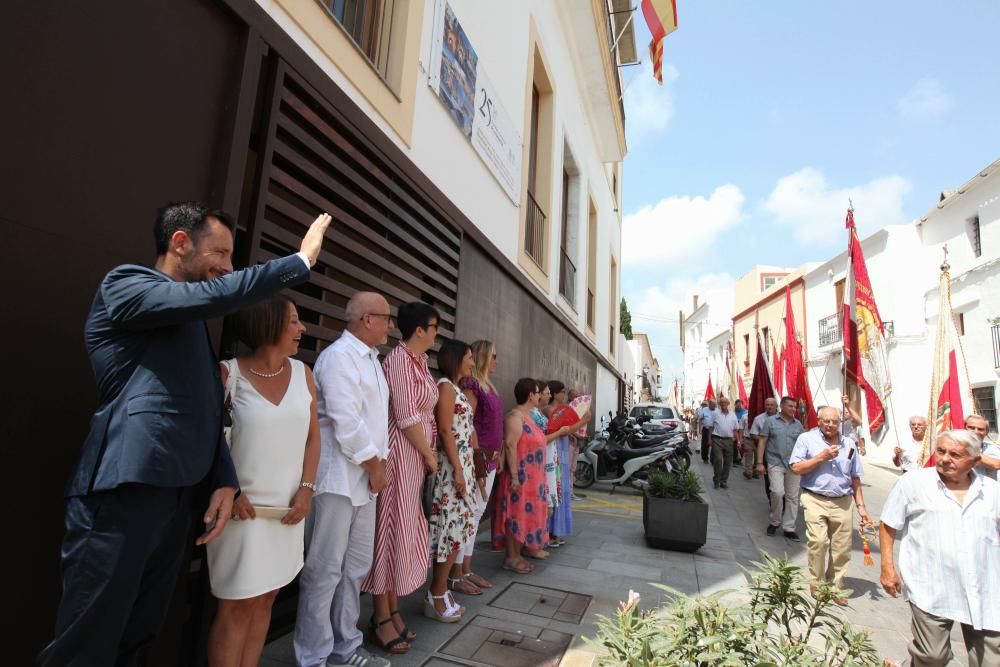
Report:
424,590,464,623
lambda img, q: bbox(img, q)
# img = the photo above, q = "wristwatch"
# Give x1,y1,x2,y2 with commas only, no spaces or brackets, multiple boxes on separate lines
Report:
300,481,317,491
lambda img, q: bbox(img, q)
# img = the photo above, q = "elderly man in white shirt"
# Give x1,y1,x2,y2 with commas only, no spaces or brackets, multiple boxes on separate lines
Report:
893,416,927,473
880,429,1000,667
711,396,740,489
966,414,1000,481
294,292,393,667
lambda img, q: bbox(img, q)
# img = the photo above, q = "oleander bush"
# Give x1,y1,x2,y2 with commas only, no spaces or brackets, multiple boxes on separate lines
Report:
586,553,881,666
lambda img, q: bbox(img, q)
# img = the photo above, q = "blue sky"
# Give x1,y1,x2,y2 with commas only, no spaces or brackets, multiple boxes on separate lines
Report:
620,0,1000,383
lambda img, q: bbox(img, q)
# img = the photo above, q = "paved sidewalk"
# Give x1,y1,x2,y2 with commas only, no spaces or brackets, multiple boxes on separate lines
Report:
262,451,960,666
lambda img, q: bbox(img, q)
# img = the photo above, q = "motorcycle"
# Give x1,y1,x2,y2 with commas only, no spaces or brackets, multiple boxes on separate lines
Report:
574,413,688,492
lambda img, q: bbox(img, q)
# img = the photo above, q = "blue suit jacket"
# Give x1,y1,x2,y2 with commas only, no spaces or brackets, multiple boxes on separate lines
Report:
66,254,310,496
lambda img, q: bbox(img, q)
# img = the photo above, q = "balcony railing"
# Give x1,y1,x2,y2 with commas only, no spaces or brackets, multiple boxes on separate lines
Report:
586,288,595,329
559,249,577,306
524,191,546,266
818,312,842,347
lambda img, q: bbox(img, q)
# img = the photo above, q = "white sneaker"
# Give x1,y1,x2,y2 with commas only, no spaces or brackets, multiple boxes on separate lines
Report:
328,647,391,667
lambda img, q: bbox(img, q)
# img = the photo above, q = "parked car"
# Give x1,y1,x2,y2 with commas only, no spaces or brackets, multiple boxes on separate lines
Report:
628,403,683,435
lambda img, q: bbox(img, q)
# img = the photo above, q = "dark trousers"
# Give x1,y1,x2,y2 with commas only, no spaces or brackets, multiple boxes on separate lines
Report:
38,484,193,667
712,436,735,484
700,427,712,462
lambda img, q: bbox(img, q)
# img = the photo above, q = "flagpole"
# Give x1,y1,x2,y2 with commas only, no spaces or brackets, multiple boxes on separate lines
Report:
842,200,853,428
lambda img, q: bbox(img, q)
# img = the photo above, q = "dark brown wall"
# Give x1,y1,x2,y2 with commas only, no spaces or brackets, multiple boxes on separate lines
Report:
0,1,244,663
455,241,597,405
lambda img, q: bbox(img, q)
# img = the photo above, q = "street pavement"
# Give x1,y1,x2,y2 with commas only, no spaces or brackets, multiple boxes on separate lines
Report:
262,446,965,666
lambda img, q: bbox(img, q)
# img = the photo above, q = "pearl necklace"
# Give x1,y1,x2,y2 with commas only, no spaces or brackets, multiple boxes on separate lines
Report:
248,361,285,378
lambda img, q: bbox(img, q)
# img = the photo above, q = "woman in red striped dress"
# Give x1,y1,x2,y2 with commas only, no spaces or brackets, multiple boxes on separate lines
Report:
363,302,441,653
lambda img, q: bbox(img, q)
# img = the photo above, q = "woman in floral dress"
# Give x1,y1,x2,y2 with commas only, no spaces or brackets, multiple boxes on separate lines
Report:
425,339,477,622
492,378,576,573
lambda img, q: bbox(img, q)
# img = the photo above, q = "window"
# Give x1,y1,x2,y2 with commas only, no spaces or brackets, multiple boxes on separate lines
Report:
969,214,982,258
612,169,618,207
762,326,770,357
954,312,965,337
834,278,846,313
743,333,750,362
321,0,397,81
762,275,781,291
586,200,597,330
609,256,618,354
972,386,997,435
522,48,554,274
558,148,581,308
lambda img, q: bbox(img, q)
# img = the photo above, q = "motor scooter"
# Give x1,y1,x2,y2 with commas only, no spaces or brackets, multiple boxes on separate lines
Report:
574,416,683,492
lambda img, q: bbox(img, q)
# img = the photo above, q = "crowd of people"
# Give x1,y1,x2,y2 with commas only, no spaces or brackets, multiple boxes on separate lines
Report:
687,390,1000,666
38,204,594,667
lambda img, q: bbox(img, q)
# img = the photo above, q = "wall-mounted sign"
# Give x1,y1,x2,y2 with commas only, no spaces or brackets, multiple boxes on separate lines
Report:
428,1,522,205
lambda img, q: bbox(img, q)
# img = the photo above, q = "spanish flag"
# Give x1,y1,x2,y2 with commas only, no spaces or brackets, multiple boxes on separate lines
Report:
641,0,679,84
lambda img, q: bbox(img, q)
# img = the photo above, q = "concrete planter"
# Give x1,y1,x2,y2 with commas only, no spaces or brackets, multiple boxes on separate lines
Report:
642,492,709,553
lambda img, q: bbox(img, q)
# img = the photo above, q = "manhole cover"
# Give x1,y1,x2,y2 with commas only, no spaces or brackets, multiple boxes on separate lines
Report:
433,614,573,667
488,582,592,624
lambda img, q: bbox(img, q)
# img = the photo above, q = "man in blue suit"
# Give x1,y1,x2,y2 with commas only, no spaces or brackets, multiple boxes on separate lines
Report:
39,202,332,666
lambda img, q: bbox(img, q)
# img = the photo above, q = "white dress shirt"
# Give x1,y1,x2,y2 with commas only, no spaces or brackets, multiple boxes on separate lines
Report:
881,467,1000,631
711,409,739,438
897,436,922,472
313,330,389,506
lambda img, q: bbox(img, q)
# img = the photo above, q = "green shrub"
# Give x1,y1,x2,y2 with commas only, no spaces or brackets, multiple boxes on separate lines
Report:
586,553,881,666
647,468,703,503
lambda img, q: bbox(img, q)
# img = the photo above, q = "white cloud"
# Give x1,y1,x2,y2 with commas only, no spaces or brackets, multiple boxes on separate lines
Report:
762,168,911,245
622,184,745,267
625,273,737,381
897,77,954,121
624,62,679,140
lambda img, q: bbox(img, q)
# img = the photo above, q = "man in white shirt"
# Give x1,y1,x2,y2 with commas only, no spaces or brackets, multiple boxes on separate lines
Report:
711,397,740,489
966,414,1000,481
893,416,927,473
880,429,1000,667
294,292,393,667
699,399,717,463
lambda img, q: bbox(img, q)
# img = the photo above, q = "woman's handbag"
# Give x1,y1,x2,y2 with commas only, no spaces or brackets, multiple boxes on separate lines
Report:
421,473,435,519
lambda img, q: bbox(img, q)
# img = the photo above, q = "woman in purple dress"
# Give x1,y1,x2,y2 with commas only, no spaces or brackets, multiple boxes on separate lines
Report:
450,339,502,595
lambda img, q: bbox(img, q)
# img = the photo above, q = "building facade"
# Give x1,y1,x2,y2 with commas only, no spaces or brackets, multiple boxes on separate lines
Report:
680,291,733,406
3,1,635,663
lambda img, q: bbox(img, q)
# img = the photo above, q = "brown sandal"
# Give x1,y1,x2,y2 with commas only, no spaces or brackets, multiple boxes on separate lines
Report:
467,571,493,589
448,576,483,595
502,558,534,573
369,616,410,654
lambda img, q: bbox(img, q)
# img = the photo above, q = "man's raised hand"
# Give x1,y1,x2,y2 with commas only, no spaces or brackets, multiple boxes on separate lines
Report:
300,213,333,266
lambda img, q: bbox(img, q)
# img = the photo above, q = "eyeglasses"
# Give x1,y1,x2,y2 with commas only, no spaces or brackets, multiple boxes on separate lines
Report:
819,418,842,425
364,313,395,324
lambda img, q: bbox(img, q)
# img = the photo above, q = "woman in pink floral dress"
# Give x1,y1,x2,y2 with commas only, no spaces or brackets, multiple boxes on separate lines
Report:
425,339,477,622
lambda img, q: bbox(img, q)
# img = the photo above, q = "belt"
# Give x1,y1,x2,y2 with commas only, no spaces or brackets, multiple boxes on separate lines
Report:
802,488,850,499
712,434,734,439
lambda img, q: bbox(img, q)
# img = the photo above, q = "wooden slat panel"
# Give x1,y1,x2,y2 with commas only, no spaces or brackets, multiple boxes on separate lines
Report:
259,247,457,326
279,72,461,251
270,137,461,274
259,204,459,311
276,99,461,263
265,166,459,292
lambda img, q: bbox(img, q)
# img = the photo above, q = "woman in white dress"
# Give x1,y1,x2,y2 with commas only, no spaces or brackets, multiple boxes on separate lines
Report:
207,295,320,667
